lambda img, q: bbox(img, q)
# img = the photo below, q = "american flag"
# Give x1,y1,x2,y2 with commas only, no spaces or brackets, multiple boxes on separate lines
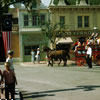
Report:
2,31,12,55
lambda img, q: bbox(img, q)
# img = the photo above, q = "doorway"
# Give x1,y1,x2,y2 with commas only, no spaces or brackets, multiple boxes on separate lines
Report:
0,32,6,62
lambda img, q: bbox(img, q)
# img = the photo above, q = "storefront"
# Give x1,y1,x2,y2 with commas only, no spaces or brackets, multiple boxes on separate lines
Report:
20,32,48,62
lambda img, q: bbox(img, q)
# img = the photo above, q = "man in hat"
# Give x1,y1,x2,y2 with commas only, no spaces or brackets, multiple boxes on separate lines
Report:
86,45,92,68
6,50,14,71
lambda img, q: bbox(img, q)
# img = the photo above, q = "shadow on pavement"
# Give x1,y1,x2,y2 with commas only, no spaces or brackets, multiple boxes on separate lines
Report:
22,91,55,99
21,85,100,99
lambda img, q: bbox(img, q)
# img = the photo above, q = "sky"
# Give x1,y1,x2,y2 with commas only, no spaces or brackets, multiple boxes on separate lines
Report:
41,0,51,6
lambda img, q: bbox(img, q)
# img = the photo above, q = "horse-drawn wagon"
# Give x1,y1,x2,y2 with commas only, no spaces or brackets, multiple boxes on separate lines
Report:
92,45,100,65
73,44,100,66
74,46,86,66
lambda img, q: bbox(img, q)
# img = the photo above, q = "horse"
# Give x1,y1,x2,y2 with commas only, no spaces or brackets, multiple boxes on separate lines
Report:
43,46,70,66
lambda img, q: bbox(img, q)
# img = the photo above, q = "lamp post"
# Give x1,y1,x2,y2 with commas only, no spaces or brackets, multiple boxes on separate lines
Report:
93,26,97,34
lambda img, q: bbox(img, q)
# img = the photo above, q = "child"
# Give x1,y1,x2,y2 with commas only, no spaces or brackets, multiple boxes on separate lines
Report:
3,62,17,100
6,50,14,71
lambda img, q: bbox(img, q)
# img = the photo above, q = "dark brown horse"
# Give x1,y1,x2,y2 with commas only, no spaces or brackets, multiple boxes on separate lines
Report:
43,46,70,66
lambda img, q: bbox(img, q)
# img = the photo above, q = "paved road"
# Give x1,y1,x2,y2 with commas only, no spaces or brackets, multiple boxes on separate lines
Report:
0,61,100,100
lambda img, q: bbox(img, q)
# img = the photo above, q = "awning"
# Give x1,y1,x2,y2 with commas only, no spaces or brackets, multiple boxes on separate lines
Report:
56,37,73,44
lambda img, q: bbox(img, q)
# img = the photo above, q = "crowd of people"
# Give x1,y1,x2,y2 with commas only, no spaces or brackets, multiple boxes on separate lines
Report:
0,50,17,100
72,33,100,69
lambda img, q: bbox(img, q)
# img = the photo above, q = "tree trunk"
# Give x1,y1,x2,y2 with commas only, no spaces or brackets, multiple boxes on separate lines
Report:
51,42,56,50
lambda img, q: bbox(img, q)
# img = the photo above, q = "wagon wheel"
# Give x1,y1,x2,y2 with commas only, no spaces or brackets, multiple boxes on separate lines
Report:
76,57,86,66
97,59,100,66
96,54,100,65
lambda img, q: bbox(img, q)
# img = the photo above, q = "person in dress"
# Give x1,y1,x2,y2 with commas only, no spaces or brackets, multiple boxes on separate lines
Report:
31,49,35,64
36,48,41,64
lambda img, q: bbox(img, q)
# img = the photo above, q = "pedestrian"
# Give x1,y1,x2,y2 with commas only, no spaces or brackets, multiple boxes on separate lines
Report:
0,69,3,84
36,48,41,64
3,62,17,100
74,41,81,52
6,50,14,71
72,39,79,50
31,49,35,64
0,69,3,95
86,45,92,68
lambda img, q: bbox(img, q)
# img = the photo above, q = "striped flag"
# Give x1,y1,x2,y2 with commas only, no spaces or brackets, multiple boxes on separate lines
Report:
2,31,12,55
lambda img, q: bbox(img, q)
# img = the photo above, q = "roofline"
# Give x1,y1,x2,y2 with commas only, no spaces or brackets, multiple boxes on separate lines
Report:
49,5,100,9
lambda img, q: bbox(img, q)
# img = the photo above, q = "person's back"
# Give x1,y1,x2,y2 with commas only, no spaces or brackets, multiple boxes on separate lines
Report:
6,50,14,70
6,57,14,70
3,69,15,84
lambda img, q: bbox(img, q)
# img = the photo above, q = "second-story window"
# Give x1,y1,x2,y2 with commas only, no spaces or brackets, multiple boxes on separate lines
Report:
24,15,29,26
78,16,82,28
60,16,65,26
32,14,38,26
13,18,18,24
40,15,45,26
84,16,89,27
77,16,89,28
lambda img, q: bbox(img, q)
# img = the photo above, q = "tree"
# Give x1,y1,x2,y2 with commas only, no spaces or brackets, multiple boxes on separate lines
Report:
0,0,41,31
41,22,68,49
1,0,41,12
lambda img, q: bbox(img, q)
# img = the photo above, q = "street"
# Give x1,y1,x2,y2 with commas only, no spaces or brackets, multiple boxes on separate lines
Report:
0,61,100,100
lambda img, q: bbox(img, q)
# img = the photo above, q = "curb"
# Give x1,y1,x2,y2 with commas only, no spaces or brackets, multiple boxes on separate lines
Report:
20,60,75,66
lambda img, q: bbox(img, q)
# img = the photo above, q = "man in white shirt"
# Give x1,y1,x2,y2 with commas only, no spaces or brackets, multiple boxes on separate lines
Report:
86,45,92,68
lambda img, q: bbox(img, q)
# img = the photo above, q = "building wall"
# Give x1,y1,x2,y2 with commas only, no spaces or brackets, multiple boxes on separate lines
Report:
11,34,20,58
9,8,20,61
21,33,48,62
19,7,49,62
49,6,100,37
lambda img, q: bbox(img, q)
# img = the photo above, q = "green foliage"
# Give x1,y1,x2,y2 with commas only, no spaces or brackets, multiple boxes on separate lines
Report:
67,0,76,5
90,0,100,5
41,22,67,49
54,0,59,5
1,0,40,13
54,0,100,5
